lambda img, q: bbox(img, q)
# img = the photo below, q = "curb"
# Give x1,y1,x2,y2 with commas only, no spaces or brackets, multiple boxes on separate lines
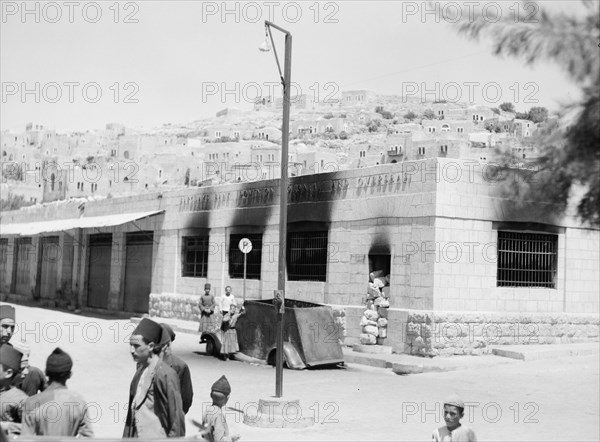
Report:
491,345,599,361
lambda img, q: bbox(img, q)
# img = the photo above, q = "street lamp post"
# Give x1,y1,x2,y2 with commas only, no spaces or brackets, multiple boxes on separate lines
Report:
261,20,291,398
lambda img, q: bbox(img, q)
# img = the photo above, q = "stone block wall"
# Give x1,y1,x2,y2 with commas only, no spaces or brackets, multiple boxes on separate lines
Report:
405,310,600,357
149,293,200,322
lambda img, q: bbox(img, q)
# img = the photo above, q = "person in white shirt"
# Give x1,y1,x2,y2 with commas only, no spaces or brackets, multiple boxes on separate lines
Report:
432,394,477,442
220,286,237,315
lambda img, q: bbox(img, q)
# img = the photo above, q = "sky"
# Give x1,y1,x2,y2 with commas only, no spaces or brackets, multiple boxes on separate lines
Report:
0,1,588,132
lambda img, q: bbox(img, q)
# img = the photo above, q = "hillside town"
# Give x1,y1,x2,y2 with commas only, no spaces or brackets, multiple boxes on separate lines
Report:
1,90,545,207
1,0,599,440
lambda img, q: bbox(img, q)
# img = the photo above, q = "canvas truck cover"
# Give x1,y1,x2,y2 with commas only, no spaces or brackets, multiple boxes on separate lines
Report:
236,299,344,367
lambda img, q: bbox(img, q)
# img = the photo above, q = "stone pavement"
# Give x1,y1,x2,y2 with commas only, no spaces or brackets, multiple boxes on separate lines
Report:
134,314,599,374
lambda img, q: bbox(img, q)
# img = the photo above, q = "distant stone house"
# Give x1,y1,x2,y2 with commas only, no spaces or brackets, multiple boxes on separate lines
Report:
431,102,467,120
384,133,470,163
252,127,282,143
422,119,477,136
202,126,246,141
511,119,535,138
253,95,274,110
295,148,340,175
341,90,376,105
291,118,347,136
468,106,496,124
275,94,317,111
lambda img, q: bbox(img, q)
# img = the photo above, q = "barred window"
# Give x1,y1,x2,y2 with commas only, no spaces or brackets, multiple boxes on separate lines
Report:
229,233,262,279
182,236,209,277
497,231,558,288
287,231,328,282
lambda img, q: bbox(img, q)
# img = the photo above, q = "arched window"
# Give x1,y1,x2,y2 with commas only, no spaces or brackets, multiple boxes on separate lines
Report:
50,173,55,191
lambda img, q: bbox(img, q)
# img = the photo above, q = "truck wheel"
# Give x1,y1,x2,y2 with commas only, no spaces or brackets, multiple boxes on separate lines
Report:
206,338,215,356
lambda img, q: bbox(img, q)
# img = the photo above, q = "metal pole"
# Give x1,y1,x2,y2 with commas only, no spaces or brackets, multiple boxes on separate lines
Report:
274,24,292,399
243,252,247,303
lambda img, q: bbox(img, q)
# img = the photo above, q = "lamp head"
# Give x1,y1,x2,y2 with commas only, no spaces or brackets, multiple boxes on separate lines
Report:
259,38,271,52
259,26,271,52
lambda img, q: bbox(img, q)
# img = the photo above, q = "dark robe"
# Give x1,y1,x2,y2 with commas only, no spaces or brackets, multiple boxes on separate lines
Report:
123,358,185,438
162,351,193,414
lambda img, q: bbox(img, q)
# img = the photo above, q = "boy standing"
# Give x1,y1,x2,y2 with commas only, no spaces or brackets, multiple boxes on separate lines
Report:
200,376,240,442
21,347,93,437
432,394,477,442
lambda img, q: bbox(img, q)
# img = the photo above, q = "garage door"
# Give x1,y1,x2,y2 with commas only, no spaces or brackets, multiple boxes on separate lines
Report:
87,234,112,309
39,236,60,299
14,238,33,296
123,232,153,313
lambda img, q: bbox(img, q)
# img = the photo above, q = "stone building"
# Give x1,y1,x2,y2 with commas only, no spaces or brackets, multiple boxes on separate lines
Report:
1,159,598,355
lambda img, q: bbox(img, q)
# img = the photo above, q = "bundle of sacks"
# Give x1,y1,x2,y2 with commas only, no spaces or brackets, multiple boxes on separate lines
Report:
359,270,390,345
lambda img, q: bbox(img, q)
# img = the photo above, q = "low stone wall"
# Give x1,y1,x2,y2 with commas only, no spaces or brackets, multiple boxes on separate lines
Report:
149,294,600,357
149,293,200,322
405,311,600,357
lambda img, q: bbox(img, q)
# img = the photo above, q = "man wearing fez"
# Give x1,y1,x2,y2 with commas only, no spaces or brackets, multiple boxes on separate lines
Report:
0,345,27,437
0,306,16,349
0,306,46,396
157,324,193,414
199,375,239,442
21,347,93,438
124,318,185,438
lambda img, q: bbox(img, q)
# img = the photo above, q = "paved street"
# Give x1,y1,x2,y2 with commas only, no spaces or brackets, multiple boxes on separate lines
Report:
8,304,600,441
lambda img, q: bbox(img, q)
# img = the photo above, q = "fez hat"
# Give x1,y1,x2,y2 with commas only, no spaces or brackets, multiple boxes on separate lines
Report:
0,345,23,372
444,394,465,409
133,318,162,344
158,323,176,347
204,283,211,290
10,341,30,357
211,375,231,395
46,347,73,374
0,305,15,321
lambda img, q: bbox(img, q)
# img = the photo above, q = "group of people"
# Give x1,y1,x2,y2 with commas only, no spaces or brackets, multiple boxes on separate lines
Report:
198,284,245,360
0,303,240,441
1,304,93,439
1,293,478,442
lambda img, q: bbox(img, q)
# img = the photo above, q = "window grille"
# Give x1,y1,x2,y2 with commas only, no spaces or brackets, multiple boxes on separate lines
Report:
287,231,328,282
229,233,262,279
182,236,209,277
497,231,557,288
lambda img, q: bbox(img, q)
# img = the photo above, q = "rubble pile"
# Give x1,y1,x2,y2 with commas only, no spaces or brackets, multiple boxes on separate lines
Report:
359,270,390,345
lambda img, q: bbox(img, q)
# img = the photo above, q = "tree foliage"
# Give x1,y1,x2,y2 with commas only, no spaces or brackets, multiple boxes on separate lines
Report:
499,102,515,113
1,193,35,211
422,109,436,120
441,0,599,227
403,111,417,121
527,106,549,124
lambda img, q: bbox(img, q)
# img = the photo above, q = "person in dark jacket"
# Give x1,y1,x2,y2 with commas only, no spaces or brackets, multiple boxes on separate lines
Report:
157,323,193,414
123,318,185,438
